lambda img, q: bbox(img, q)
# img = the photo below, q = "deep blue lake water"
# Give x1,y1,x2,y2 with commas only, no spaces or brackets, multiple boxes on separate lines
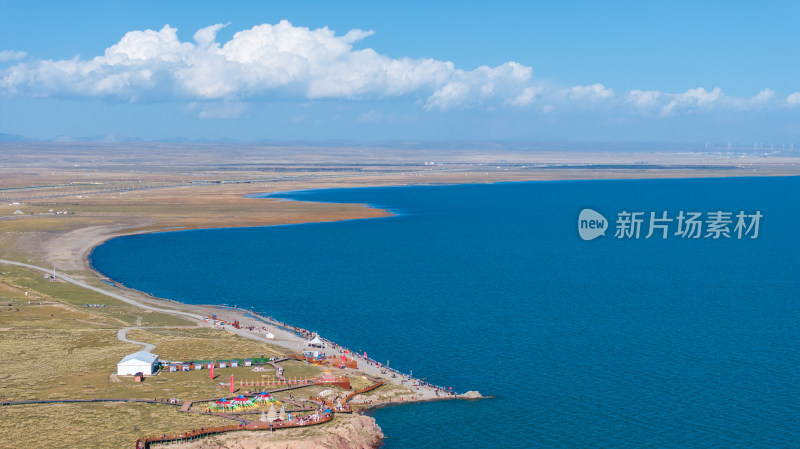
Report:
91,177,800,448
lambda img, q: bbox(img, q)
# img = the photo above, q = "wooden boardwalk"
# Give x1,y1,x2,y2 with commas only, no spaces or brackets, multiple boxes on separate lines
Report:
1,360,390,448
137,412,334,448
135,376,387,448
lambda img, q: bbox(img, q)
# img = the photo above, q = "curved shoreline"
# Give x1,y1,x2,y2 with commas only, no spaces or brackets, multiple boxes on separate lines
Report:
55,188,466,402
1,251,465,407
73,175,800,394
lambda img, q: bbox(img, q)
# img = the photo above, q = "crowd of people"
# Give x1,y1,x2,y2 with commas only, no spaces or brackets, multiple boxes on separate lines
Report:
219,306,459,398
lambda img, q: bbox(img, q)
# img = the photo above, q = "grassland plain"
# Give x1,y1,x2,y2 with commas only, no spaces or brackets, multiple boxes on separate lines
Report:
0,264,190,327
125,327,284,359
1,266,316,448
0,263,405,448
2,402,234,448
0,272,282,400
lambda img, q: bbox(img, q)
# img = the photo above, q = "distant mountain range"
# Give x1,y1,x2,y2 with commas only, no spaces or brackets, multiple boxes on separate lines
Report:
0,133,30,142
0,133,232,144
0,133,795,154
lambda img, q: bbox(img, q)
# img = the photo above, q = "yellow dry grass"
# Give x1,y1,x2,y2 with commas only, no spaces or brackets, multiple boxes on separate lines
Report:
1,402,234,449
0,265,191,327
346,375,377,392
0,279,329,449
0,297,140,402
126,328,285,361
279,360,327,380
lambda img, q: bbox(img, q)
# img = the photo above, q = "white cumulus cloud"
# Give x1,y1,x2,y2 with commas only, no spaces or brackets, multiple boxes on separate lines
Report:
0,21,535,113
509,86,543,107
0,22,795,120
659,87,723,116
625,86,789,116
750,88,775,104
424,62,532,110
0,50,27,62
566,83,614,100
627,89,662,112
787,92,800,107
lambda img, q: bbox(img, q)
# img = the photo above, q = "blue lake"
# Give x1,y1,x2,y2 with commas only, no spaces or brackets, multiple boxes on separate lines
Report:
91,177,800,448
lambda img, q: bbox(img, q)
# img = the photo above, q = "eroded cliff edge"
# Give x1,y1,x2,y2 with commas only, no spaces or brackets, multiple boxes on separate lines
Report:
175,414,384,449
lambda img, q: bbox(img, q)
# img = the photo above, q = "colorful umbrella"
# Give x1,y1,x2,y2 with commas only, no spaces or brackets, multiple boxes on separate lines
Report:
254,392,275,404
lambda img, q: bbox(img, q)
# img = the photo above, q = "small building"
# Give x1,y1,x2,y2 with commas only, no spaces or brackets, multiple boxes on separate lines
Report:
117,351,159,376
219,361,228,368
194,364,203,370
244,359,252,367
181,364,191,371
207,362,214,369
168,365,178,372
134,372,144,382
231,360,238,368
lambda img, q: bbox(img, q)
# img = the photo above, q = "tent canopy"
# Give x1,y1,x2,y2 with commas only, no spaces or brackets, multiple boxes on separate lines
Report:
306,334,326,347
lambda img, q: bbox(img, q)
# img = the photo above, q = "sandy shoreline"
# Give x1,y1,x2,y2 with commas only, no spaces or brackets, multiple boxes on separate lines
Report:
65,192,461,401
55,171,800,277
84,254,461,404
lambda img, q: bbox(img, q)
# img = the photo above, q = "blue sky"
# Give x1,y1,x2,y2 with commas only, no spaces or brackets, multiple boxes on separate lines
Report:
1,0,798,143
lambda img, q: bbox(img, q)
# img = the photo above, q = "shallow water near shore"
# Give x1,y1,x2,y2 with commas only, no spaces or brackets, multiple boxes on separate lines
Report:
92,177,800,448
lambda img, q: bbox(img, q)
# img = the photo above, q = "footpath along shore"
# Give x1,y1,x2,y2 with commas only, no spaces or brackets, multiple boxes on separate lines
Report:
0,257,477,404
201,305,465,400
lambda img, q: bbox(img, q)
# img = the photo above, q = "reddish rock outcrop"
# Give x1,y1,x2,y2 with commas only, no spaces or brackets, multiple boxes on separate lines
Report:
175,414,383,449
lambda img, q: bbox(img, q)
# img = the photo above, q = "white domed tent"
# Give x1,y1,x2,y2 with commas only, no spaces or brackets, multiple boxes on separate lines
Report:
306,333,326,348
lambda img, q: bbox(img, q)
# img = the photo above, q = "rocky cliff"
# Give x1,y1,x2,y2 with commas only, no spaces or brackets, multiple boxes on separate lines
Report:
175,414,384,449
